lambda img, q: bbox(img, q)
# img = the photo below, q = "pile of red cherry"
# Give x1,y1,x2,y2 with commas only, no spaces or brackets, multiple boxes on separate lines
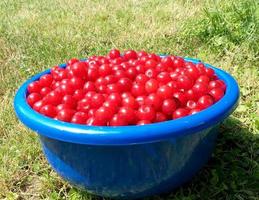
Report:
26,49,226,126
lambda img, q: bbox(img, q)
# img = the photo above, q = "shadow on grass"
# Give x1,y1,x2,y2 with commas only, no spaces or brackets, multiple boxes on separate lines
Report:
148,117,259,200
76,117,258,200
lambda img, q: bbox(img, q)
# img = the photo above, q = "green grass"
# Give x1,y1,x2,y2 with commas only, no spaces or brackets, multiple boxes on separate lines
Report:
0,0,258,199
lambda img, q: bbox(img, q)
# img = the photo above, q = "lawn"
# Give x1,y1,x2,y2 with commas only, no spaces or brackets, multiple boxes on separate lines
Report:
0,0,258,199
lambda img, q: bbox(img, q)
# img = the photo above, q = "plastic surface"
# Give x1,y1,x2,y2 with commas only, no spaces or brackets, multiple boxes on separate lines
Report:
14,58,239,145
14,57,240,199
40,126,218,199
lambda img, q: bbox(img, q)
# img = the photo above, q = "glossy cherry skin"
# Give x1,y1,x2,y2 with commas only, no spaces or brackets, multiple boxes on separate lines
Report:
172,108,189,119
197,95,214,110
136,105,156,121
39,104,57,118
209,88,224,102
162,99,177,115
27,93,42,107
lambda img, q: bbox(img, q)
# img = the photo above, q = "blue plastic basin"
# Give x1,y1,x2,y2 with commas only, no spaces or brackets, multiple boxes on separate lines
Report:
14,57,239,199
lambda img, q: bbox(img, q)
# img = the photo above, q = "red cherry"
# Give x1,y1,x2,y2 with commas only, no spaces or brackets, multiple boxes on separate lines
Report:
107,93,122,105
33,100,45,112
57,109,75,122
184,62,196,69
197,95,214,110
209,88,224,102
185,89,197,101
135,74,149,85
68,58,79,66
51,65,60,73
208,80,221,90
192,82,208,97
103,100,118,114
148,53,160,62
161,99,177,115
70,62,88,78
112,65,123,72
71,112,88,124
55,69,67,81
44,90,62,106
113,69,126,79
52,81,60,89
173,57,184,68
87,109,97,118
196,63,206,74
106,84,121,94
170,71,180,81
172,108,189,119
59,82,74,95
137,51,148,58
91,93,105,108
155,112,168,122
157,72,171,83
27,93,42,107
99,57,110,64
185,65,199,79
95,106,114,122
56,104,71,112
77,98,91,112
62,95,77,109
137,105,156,121
61,79,70,85
135,96,146,106
122,96,138,109
167,81,179,91
40,87,51,96
145,59,157,69
115,77,131,92
40,104,57,118
39,74,53,87
124,50,137,60
112,57,124,65
196,75,210,84
99,64,112,76
177,75,193,90
145,79,159,93
30,49,227,125
85,91,96,99
131,83,146,97
104,75,118,84
135,64,146,73
205,68,215,78
73,89,85,101
157,85,173,99
145,68,158,78
156,63,167,72
109,49,120,59
173,92,187,107
161,57,174,68
118,107,135,123
86,117,106,126
216,80,226,91
145,93,162,110
109,114,128,126
95,77,107,87
28,81,41,93
70,77,84,90
121,62,131,70
87,67,99,81
186,100,197,109
121,92,132,99
126,67,137,80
